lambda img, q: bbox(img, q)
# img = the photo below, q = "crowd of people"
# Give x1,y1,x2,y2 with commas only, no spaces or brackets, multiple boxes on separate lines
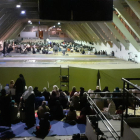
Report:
0,74,127,137
1,41,111,56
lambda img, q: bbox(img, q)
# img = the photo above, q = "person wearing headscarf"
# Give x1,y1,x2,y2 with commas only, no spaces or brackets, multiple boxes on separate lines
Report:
0,89,12,127
50,100,64,120
49,91,59,108
42,87,50,102
14,74,26,104
70,92,80,110
36,112,51,137
104,99,116,115
23,86,35,128
66,106,77,121
70,86,77,98
9,80,15,88
88,89,95,98
80,92,87,109
37,101,50,120
4,84,9,94
52,85,60,97
94,93,104,110
59,92,68,109
94,86,101,93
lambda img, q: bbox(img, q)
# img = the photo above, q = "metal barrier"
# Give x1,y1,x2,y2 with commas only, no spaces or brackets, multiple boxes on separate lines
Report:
86,93,120,140
121,78,140,137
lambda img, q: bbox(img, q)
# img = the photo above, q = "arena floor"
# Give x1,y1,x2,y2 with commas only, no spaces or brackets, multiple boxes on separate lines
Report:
0,52,139,69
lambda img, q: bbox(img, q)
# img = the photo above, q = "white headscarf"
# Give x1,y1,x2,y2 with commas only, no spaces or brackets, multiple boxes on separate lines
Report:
22,86,34,100
43,87,47,92
74,92,79,96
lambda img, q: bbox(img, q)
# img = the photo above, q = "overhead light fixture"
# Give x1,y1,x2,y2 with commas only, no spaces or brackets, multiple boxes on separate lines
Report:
30,22,32,24
53,26,55,27
28,20,31,23
21,11,25,14
58,22,60,25
16,5,21,8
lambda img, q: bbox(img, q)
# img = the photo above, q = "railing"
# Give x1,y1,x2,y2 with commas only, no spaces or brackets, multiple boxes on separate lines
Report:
121,78,140,137
86,93,120,140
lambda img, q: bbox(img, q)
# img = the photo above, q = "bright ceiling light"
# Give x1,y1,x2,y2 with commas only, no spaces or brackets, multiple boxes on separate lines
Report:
53,26,55,27
16,5,21,8
40,30,41,31
58,22,60,25
21,11,25,14
30,22,32,24
28,20,31,23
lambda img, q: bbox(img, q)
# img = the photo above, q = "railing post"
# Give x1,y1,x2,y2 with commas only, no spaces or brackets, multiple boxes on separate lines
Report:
121,81,125,137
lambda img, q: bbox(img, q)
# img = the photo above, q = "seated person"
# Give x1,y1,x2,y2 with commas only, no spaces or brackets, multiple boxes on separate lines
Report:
36,112,51,137
42,87,50,102
77,103,95,124
4,84,9,94
50,100,65,120
70,92,80,111
103,99,116,115
94,94,104,110
66,106,77,121
37,101,50,120
59,91,68,109
34,87,42,97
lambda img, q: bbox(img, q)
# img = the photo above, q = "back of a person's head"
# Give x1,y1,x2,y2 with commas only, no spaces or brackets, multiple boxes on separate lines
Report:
19,74,24,78
43,87,47,92
70,106,75,111
96,86,100,90
42,101,47,106
104,86,108,91
10,80,15,84
44,112,50,120
72,86,76,92
60,92,65,97
53,85,59,91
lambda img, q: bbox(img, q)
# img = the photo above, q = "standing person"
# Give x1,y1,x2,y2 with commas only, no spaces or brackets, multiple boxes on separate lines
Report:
14,74,26,104
22,86,35,128
0,89,12,127
70,86,76,98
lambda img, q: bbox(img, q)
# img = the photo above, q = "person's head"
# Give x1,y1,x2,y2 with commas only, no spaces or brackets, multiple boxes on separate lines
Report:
53,85,59,91
10,80,14,85
11,100,15,106
28,86,33,93
1,89,6,96
70,106,75,111
115,87,120,92
34,87,38,92
96,86,100,90
104,86,108,91
43,87,47,92
74,92,79,96
6,84,9,87
42,101,47,106
72,86,76,92
19,74,24,78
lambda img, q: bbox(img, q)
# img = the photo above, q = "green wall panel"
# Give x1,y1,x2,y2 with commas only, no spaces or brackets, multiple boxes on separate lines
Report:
0,67,60,91
100,69,140,91
69,67,98,91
